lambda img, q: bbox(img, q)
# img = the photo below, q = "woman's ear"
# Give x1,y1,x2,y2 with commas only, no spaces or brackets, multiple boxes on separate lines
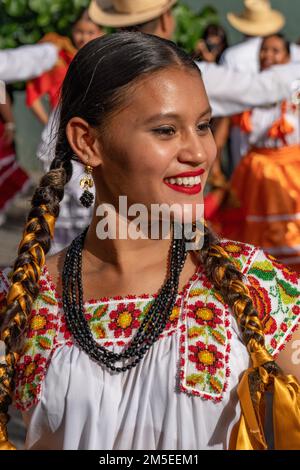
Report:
66,117,103,167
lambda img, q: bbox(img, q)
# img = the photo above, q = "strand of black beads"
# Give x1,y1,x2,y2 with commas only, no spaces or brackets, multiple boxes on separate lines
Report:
62,225,187,372
65,229,184,371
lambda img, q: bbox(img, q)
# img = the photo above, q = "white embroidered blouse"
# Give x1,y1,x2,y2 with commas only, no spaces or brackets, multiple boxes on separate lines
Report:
0,240,299,450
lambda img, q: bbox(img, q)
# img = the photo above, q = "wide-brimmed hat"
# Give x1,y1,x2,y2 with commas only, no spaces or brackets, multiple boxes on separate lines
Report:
227,0,285,36
88,0,177,27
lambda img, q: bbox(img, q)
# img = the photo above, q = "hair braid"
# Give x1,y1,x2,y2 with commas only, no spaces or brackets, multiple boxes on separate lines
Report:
199,226,280,378
0,156,72,449
196,225,285,448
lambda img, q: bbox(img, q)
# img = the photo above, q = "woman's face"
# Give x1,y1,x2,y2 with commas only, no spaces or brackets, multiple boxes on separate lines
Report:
72,19,104,50
95,66,216,223
260,36,290,70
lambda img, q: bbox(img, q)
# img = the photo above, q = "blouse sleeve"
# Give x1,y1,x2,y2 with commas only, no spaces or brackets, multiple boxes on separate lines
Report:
244,250,300,357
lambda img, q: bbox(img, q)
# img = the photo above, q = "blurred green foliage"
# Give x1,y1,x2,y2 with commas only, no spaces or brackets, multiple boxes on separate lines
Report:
0,0,90,48
0,0,219,53
173,4,219,53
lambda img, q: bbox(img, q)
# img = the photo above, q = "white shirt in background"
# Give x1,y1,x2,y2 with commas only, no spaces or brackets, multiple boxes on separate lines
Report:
0,43,58,83
197,60,300,117
220,37,300,73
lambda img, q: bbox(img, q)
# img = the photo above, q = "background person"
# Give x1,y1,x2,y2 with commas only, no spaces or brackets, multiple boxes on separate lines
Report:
26,9,104,126
210,34,300,272
221,0,300,72
88,0,300,117
194,24,229,64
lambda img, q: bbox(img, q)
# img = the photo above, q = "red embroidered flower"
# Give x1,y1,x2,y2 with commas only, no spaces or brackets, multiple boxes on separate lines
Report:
28,308,56,338
248,275,272,319
16,354,47,385
109,302,141,338
270,338,277,350
187,301,222,328
59,315,72,341
221,241,251,258
280,322,288,332
188,341,224,375
292,305,300,316
248,276,277,335
165,302,181,330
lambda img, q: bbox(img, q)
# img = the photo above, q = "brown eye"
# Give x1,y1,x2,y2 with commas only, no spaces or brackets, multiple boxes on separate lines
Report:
197,122,211,133
152,126,176,136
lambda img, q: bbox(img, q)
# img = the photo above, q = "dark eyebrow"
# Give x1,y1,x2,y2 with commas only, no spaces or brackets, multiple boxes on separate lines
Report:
143,106,212,124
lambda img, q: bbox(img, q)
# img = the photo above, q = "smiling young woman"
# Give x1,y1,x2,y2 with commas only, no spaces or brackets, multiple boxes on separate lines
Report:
0,32,299,451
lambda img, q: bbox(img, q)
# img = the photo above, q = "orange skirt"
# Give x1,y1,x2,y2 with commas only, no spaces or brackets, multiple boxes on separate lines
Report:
220,145,300,272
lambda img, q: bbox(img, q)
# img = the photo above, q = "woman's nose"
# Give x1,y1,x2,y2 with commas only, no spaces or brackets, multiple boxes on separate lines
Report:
177,133,207,165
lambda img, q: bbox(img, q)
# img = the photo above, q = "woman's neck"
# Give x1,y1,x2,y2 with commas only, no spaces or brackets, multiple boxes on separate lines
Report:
84,214,173,276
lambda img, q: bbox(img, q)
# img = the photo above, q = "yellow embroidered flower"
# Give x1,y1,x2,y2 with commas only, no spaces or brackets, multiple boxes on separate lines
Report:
170,306,180,322
198,350,215,366
117,311,133,329
31,315,47,331
196,307,214,321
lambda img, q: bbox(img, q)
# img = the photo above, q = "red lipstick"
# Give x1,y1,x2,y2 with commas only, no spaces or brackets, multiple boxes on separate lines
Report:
163,168,204,195
164,181,202,194
167,168,205,178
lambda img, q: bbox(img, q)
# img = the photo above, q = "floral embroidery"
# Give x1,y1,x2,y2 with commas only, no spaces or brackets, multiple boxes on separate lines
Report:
179,268,232,401
109,302,141,338
187,301,223,329
188,342,224,375
246,253,300,356
0,238,297,412
14,354,47,410
220,240,255,272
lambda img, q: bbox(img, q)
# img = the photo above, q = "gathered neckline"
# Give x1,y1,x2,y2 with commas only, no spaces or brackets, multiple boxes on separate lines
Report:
41,263,202,306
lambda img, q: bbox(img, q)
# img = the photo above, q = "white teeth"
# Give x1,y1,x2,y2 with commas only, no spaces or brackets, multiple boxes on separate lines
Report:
165,175,202,187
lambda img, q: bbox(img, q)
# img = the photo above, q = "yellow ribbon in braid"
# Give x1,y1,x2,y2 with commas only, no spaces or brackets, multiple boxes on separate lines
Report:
0,204,56,450
208,244,300,449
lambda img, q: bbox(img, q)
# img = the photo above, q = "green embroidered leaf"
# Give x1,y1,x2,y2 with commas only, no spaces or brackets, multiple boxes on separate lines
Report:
91,322,106,339
209,376,222,393
278,279,299,304
40,293,57,305
210,329,226,345
186,374,204,386
248,260,276,281
188,326,205,339
92,304,108,320
36,336,52,350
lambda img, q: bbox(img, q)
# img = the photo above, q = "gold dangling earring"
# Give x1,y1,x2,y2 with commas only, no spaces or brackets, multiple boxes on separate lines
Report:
79,163,94,208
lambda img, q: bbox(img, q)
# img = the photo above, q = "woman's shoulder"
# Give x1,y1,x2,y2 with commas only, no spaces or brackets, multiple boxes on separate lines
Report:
216,239,300,356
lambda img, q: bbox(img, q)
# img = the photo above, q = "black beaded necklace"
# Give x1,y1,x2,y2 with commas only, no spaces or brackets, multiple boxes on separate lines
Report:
62,225,187,372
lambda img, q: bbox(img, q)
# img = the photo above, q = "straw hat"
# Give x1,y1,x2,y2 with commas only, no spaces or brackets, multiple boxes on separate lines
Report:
227,0,285,36
88,0,177,27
